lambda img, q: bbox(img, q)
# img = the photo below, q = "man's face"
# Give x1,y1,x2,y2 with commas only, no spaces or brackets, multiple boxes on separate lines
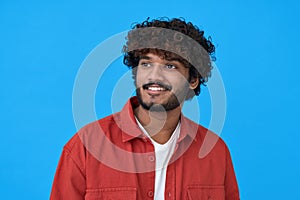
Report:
135,53,198,112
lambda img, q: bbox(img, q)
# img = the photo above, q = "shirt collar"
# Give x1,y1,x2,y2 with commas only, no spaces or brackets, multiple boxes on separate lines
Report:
117,96,199,143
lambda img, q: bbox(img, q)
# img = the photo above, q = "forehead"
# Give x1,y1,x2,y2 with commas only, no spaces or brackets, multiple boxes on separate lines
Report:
139,49,188,65
140,53,180,62
156,49,180,58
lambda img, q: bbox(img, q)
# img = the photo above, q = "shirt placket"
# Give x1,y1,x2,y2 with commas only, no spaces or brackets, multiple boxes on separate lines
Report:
142,138,156,200
164,161,176,200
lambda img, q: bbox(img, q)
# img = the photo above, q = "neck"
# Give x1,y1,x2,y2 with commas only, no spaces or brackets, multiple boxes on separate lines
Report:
134,105,181,144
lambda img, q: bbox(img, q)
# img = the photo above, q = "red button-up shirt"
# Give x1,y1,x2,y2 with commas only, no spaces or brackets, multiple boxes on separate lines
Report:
50,97,239,200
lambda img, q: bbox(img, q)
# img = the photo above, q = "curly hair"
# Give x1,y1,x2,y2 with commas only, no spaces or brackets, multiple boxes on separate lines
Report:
123,17,215,99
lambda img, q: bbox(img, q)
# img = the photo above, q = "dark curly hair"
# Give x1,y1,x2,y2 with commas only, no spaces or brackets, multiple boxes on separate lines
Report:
123,17,215,99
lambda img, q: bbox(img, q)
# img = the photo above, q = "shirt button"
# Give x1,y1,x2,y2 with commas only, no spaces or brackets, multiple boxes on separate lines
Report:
147,190,154,197
148,155,155,162
168,192,171,197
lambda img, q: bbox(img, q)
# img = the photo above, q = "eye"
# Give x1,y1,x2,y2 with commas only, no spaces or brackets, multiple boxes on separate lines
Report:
140,62,151,67
165,64,176,70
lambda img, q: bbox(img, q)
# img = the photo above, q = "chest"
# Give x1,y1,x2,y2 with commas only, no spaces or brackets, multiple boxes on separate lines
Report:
84,140,226,200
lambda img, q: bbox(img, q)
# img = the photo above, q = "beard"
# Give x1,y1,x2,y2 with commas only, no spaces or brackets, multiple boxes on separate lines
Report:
136,86,189,112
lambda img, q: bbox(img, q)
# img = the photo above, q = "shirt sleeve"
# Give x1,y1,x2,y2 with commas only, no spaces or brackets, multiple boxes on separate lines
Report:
50,137,86,200
224,145,240,200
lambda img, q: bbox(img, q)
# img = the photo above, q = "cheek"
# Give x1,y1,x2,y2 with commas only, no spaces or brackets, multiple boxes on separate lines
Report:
135,70,144,88
170,74,190,88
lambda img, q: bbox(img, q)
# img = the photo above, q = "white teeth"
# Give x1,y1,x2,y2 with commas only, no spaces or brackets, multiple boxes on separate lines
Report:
148,87,165,91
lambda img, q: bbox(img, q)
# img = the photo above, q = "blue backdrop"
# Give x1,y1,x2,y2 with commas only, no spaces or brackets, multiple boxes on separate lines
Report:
1,0,299,199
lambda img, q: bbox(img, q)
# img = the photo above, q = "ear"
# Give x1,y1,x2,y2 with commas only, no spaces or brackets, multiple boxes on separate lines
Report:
189,77,199,90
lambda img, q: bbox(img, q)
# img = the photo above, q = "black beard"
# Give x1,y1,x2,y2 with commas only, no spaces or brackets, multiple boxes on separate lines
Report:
136,88,186,112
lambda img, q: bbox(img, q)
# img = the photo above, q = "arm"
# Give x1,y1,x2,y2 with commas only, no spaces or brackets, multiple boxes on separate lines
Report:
224,146,240,200
50,138,86,200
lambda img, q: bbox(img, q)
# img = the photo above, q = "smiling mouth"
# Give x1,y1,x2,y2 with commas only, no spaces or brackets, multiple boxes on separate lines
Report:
142,82,172,92
145,85,167,91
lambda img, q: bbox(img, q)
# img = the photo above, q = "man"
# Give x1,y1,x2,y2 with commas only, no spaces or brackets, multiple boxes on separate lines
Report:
50,18,240,200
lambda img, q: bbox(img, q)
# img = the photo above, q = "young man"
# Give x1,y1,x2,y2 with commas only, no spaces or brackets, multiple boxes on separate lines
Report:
50,18,240,200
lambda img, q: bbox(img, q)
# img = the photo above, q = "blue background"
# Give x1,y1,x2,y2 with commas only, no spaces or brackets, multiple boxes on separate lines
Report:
1,0,299,199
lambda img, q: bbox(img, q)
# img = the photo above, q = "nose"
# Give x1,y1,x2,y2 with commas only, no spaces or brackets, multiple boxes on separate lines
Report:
147,64,164,81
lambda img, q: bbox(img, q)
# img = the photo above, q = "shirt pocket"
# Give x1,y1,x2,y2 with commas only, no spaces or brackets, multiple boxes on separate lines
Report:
187,185,225,200
85,187,137,200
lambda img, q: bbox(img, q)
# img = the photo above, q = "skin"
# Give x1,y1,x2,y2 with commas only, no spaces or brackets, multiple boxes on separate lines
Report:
134,53,199,144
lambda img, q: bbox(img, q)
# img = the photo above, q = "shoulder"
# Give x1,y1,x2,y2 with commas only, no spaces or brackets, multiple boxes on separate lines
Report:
77,112,122,135
64,113,120,151
190,121,230,159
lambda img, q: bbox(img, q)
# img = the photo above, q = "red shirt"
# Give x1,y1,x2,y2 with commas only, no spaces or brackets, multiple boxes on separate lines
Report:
50,97,239,200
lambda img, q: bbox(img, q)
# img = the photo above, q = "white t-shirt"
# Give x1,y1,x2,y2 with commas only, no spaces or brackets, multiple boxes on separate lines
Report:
135,117,181,200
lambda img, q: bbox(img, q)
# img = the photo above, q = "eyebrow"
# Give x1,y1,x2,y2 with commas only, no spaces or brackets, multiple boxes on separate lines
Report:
165,57,182,63
139,55,152,60
139,55,182,63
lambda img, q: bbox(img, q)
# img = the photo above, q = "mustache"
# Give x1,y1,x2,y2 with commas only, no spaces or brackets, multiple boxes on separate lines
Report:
142,81,172,91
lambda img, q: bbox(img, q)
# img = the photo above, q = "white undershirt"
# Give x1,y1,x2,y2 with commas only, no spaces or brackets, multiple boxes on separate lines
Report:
135,117,181,200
